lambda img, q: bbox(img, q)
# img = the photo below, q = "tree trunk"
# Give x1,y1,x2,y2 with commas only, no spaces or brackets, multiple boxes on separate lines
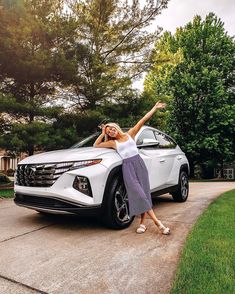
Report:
28,145,34,156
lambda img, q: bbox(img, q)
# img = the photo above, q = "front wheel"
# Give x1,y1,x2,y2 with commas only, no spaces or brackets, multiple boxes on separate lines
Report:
103,176,134,229
171,171,189,202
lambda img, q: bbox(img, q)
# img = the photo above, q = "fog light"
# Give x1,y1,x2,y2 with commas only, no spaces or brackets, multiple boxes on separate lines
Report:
73,176,93,197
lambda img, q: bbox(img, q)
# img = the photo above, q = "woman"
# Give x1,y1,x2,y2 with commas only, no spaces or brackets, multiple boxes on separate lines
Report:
93,101,170,235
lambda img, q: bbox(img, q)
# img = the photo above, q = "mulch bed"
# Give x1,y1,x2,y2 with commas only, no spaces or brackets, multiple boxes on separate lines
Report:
0,184,14,190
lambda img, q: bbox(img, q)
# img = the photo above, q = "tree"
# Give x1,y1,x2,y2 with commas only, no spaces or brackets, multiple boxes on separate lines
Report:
57,0,169,110
0,120,79,154
145,14,235,177
0,0,170,155
0,0,75,154
143,32,183,131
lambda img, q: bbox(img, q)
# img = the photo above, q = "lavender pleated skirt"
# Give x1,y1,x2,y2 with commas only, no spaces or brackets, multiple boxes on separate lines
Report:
122,154,153,217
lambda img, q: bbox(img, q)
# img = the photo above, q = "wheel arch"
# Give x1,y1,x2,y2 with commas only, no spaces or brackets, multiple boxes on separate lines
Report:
179,163,190,177
101,165,123,212
171,163,190,202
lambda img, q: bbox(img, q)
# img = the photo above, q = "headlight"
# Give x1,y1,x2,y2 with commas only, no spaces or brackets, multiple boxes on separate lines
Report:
71,159,102,170
56,159,102,171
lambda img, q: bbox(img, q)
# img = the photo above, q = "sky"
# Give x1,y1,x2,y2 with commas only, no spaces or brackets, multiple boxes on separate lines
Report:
133,0,235,90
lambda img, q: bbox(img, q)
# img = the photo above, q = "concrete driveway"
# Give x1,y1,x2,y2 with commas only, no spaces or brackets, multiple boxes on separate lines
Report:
0,182,235,294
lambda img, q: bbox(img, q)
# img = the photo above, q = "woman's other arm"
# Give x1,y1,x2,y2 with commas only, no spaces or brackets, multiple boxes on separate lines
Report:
93,125,115,149
128,101,166,138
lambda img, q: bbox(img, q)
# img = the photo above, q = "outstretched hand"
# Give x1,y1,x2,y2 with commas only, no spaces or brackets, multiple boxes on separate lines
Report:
154,101,166,110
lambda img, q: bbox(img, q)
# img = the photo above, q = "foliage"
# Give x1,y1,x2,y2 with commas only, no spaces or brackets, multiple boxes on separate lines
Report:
144,31,183,99
143,31,184,131
0,0,70,118
97,89,144,127
145,14,235,176
0,172,11,184
0,0,74,154
57,0,169,110
0,0,169,154
0,119,81,153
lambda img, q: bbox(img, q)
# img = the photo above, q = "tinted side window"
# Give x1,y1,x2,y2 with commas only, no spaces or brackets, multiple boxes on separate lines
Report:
136,129,156,145
154,131,176,149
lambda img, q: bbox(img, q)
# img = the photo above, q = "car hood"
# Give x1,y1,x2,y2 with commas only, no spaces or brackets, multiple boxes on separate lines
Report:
19,147,116,164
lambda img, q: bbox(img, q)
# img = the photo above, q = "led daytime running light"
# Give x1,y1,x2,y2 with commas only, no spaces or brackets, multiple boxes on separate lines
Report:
70,159,102,170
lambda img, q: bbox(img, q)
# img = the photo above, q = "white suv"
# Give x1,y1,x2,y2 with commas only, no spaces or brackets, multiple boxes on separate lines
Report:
14,126,190,229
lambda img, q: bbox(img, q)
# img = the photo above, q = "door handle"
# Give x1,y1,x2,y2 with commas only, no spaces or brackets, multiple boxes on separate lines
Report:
159,159,165,163
177,156,182,160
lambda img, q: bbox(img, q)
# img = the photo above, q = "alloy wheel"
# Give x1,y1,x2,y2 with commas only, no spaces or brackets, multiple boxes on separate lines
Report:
181,173,189,199
114,183,130,223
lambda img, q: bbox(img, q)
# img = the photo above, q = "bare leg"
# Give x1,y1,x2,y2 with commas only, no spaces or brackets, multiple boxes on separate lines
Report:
140,212,147,225
146,209,162,226
136,212,147,233
147,209,170,234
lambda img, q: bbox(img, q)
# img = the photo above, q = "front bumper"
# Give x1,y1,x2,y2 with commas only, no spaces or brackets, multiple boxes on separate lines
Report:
14,163,109,214
14,193,103,216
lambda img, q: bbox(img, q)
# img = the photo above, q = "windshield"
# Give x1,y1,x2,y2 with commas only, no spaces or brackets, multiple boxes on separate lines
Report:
70,128,130,149
70,133,100,148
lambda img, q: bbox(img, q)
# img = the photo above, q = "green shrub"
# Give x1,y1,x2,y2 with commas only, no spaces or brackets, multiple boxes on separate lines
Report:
0,172,11,184
7,168,15,177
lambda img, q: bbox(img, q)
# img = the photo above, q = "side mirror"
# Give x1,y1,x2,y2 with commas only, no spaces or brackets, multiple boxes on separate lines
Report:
137,138,160,148
142,138,159,144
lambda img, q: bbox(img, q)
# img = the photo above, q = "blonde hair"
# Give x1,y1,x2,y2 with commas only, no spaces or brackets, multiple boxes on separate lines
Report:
104,122,125,141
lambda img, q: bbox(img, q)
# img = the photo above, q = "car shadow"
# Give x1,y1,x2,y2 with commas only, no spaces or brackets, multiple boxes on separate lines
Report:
35,212,109,230
151,193,174,204
21,194,174,230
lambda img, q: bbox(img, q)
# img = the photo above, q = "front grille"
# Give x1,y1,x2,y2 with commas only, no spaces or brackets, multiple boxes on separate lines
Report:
14,194,86,209
15,162,74,187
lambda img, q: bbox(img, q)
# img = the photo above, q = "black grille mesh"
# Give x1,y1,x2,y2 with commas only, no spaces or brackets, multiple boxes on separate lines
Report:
14,194,85,209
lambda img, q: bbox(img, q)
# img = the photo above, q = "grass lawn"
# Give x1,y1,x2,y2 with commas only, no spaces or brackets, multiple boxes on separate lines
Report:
171,189,235,294
0,189,14,198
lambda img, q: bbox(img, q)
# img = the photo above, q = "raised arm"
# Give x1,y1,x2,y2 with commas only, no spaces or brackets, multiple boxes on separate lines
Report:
93,125,116,149
128,101,166,138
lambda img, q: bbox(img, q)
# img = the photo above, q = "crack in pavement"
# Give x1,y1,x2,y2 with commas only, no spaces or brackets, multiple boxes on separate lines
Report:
0,274,49,294
0,224,55,244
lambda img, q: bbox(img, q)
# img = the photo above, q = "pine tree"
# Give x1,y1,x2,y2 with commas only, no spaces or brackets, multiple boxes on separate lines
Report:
0,0,74,154
57,0,169,110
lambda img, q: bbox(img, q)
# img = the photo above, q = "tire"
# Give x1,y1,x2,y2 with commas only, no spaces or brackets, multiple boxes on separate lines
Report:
171,170,189,202
103,176,134,229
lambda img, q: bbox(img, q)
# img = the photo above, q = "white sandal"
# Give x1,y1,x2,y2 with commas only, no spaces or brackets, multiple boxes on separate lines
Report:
136,224,147,234
159,225,170,235
158,221,170,235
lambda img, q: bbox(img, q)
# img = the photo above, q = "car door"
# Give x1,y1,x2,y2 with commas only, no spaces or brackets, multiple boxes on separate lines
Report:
136,129,178,191
153,131,180,189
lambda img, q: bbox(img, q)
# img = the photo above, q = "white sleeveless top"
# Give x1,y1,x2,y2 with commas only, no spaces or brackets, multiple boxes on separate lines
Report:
115,134,139,159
